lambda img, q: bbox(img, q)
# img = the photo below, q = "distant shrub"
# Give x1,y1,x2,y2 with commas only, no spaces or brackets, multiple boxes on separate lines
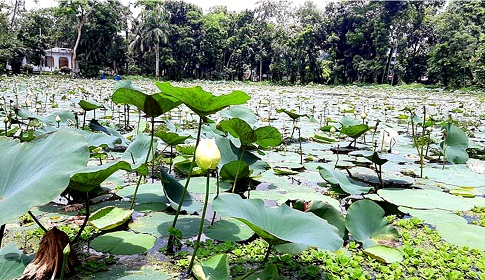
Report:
60,66,72,74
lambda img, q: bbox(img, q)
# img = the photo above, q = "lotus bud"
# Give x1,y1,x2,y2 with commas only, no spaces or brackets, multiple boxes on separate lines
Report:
3,116,8,123
360,112,367,119
55,115,61,123
195,138,221,170
330,126,337,134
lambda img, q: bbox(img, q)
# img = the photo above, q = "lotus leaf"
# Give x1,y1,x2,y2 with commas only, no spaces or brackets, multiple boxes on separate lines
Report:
275,108,308,120
221,106,257,124
364,245,403,263
212,194,343,253
155,81,250,117
378,188,474,211
90,231,156,255
345,200,399,249
0,242,33,280
319,166,373,195
0,130,89,225
204,218,254,242
129,212,203,238
220,160,251,181
294,200,346,238
193,254,230,280
89,206,133,230
440,122,469,164
78,99,104,111
113,81,181,117
219,118,281,148
160,168,203,213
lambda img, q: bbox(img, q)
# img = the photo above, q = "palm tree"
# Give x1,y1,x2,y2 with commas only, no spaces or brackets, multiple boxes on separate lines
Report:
130,3,169,79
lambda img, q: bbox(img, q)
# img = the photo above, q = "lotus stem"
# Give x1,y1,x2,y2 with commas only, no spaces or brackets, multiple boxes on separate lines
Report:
73,192,90,243
188,170,211,273
211,172,220,225
168,117,202,252
237,243,273,280
28,211,48,233
298,127,302,165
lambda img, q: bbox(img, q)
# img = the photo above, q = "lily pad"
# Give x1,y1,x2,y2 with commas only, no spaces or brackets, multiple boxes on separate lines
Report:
345,200,399,249
204,218,254,242
90,231,156,255
378,188,474,211
89,206,134,230
193,254,230,280
436,222,485,251
0,130,89,225
212,194,343,253
129,212,203,238
364,245,403,263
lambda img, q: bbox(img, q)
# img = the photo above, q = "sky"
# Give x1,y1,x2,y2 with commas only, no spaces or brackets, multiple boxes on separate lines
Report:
23,0,331,13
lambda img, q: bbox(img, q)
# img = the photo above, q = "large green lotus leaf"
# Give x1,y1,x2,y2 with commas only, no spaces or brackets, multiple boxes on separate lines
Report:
212,194,343,252
440,122,469,164
398,207,468,226
364,245,403,264
219,118,281,148
89,206,133,230
345,200,399,249
204,218,254,242
69,161,132,192
121,132,156,173
128,212,203,238
254,126,282,148
90,231,156,255
113,81,182,117
193,254,230,280
436,222,485,251
80,130,121,148
319,166,373,195
378,188,474,211
220,160,251,182
160,168,203,214
0,242,34,280
340,124,369,139
294,200,346,239
220,106,257,124
155,81,250,117
214,136,266,176
0,130,89,225
79,99,105,111
154,130,191,146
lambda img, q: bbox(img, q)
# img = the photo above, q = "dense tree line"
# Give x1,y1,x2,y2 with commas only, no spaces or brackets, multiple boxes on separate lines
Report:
1,0,484,88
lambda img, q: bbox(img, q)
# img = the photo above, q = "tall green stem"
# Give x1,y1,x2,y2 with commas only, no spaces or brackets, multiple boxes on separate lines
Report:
188,170,210,273
130,117,156,210
168,117,203,250
28,211,47,233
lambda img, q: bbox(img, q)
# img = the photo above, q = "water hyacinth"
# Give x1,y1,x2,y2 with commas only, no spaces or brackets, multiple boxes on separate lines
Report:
195,138,221,170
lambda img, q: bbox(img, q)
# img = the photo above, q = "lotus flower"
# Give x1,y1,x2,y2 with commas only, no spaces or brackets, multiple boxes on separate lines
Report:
195,138,221,170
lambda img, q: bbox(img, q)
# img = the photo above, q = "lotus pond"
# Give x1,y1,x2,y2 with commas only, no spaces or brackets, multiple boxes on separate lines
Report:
1,76,485,279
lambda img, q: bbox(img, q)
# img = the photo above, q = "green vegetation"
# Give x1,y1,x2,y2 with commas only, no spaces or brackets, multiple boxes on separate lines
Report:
1,0,485,88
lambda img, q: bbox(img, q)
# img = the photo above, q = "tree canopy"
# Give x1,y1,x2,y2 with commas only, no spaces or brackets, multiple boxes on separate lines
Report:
1,0,484,88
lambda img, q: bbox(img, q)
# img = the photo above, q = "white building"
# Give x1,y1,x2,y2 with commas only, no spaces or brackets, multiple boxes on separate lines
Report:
6,47,79,73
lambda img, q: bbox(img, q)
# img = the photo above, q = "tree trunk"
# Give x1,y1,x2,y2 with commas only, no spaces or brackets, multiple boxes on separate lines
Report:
155,44,160,79
72,5,94,77
20,227,78,280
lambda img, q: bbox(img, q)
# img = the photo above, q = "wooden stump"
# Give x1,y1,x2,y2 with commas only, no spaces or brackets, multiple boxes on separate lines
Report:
20,227,79,280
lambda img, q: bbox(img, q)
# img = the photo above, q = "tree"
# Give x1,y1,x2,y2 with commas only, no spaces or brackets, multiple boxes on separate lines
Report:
130,1,169,79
